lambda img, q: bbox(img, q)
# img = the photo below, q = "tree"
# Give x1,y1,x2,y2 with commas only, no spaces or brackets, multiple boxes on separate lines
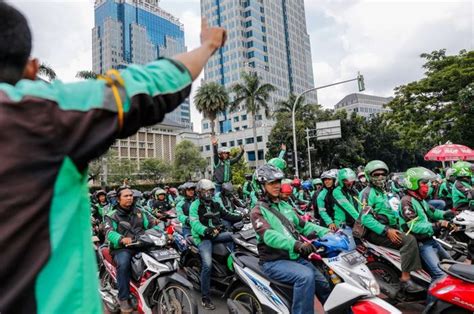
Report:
107,154,137,185
76,70,98,80
173,140,207,181
275,93,306,117
38,63,57,81
386,49,474,149
194,82,230,135
140,158,171,184
231,72,276,166
230,147,251,187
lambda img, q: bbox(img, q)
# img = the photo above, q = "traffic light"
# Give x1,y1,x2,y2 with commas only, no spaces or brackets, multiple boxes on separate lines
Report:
357,73,365,92
287,150,295,169
297,152,305,170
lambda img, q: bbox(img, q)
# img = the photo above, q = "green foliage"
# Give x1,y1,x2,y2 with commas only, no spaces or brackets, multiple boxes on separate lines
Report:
38,63,57,81
194,82,230,135
139,158,171,184
173,140,207,181
230,147,250,186
76,70,98,80
386,49,474,149
108,157,137,186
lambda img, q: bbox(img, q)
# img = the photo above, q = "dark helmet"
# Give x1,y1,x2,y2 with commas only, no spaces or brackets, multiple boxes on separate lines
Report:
244,173,253,180
132,189,143,199
95,189,106,197
222,182,234,194
255,164,284,184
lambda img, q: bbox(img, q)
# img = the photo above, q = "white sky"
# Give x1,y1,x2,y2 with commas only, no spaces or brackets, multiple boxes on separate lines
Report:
9,0,473,132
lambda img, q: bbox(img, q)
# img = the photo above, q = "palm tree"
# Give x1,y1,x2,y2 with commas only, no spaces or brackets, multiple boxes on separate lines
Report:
275,93,305,114
231,72,276,165
38,63,57,81
76,70,98,80
194,82,230,136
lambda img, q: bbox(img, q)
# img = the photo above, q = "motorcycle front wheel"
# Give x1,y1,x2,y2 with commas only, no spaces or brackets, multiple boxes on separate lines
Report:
229,286,264,314
153,284,197,314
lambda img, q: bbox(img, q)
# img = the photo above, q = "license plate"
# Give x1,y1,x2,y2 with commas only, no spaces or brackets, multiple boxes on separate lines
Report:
152,249,179,261
341,251,365,266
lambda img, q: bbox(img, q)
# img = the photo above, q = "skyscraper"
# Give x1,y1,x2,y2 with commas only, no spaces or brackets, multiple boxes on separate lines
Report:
200,0,316,166
92,0,191,128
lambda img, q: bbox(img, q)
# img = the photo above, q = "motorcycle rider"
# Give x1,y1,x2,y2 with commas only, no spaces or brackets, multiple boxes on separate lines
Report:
211,136,245,192
214,182,246,213
107,190,118,207
92,189,109,221
250,164,331,314
332,168,360,228
299,180,313,203
438,168,455,209
189,179,243,310
176,182,196,238
151,188,172,217
242,173,254,203
399,167,454,280
360,160,424,293
104,186,162,313
354,171,368,192
451,161,473,211
316,169,338,230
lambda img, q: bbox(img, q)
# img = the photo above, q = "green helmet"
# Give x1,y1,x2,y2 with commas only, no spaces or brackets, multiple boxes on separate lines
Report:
268,157,286,171
404,167,436,190
338,168,356,183
312,178,322,186
364,160,389,178
452,161,472,178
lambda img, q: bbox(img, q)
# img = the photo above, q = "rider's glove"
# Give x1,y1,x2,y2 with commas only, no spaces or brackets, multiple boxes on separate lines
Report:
204,227,216,239
443,211,455,220
294,241,315,257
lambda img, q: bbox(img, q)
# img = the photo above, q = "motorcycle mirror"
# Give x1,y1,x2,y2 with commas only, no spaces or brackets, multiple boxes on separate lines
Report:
119,221,132,230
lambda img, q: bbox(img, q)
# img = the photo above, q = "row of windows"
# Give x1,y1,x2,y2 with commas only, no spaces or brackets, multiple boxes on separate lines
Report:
201,136,263,152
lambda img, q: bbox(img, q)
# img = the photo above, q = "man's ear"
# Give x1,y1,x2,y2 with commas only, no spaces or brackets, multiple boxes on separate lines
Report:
23,58,39,80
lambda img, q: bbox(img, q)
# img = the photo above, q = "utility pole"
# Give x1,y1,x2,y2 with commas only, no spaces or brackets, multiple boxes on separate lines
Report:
306,128,312,178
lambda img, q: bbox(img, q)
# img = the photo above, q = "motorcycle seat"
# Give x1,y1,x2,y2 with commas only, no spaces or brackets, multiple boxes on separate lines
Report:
238,255,293,290
101,247,116,266
449,263,474,282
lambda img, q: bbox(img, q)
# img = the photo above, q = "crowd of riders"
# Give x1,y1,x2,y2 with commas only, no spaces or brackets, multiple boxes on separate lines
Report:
90,138,474,313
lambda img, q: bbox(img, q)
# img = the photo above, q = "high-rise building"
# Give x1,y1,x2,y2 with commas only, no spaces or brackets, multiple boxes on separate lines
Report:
334,93,393,119
92,0,191,128
200,0,316,167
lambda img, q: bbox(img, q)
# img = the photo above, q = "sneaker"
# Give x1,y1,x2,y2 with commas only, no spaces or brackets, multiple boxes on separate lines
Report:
119,299,133,313
201,297,216,310
400,279,424,294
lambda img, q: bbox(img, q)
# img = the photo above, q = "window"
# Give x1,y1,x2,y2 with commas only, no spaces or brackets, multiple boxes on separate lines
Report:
200,146,204,152
242,114,247,121
255,114,262,121
247,151,256,161
244,20,252,27
245,31,253,38
230,140,235,147
237,139,243,145
242,125,248,129
234,116,240,122
205,145,211,151
247,51,255,58
247,41,254,48
221,142,227,147
235,127,240,131
246,137,254,144
257,136,263,142
203,122,209,129
258,149,264,160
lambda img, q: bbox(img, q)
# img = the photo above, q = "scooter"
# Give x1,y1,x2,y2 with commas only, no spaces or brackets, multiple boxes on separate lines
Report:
424,260,474,314
436,209,474,262
98,222,197,314
357,238,432,303
226,231,400,314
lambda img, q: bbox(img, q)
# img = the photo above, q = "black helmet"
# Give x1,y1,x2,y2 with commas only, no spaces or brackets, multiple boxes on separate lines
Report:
244,173,253,180
222,182,234,194
184,182,197,190
95,189,106,197
255,164,284,184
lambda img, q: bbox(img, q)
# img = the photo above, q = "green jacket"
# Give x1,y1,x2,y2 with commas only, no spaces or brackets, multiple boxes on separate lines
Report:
359,186,399,235
250,199,329,262
399,193,444,239
332,186,360,227
452,180,473,209
242,181,253,200
438,181,453,200
189,199,242,245
317,188,336,226
175,197,194,227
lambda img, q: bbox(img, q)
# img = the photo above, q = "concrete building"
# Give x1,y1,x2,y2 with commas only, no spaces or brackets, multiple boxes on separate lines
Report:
334,93,393,119
92,0,191,128
200,0,316,168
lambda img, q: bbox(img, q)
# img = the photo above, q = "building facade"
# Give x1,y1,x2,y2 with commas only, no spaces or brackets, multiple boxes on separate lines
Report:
200,0,316,168
334,93,392,119
92,0,191,128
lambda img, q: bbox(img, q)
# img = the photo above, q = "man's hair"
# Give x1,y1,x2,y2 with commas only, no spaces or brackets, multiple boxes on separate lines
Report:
0,2,32,84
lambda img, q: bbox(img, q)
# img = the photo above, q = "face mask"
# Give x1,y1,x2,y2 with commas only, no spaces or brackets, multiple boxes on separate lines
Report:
418,184,430,199
201,190,214,202
370,175,387,189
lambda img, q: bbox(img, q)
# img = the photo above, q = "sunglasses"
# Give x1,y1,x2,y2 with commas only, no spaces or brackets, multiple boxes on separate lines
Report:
371,172,386,177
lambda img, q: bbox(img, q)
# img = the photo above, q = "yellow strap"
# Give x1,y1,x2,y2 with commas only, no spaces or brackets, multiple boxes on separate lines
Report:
405,216,419,235
98,69,125,131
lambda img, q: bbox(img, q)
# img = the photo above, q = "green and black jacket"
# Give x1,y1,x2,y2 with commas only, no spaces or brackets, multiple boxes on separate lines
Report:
332,185,360,228
317,187,336,227
175,196,194,227
452,180,473,210
0,58,191,313
250,198,329,262
212,144,244,184
359,185,399,235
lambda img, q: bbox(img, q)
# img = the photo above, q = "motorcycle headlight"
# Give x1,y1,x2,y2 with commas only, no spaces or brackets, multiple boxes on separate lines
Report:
149,234,167,247
357,275,380,296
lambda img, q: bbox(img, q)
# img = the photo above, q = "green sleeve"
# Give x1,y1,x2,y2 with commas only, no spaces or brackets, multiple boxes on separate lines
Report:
249,191,258,209
213,193,225,209
361,212,386,235
426,203,445,221
300,220,329,238
175,199,187,225
189,201,207,236
104,216,122,248
333,188,360,226
317,190,334,226
242,182,250,197
278,149,286,159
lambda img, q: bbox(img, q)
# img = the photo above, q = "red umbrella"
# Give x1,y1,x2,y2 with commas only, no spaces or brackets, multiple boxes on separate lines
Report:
424,144,474,161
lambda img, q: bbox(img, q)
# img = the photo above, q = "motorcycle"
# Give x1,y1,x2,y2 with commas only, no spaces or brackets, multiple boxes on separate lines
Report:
424,260,474,314
435,210,474,262
98,221,197,314
226,230,400,314
357,238,431,303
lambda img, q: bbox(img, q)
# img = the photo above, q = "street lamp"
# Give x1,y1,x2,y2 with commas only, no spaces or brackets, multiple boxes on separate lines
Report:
292,74,365,178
